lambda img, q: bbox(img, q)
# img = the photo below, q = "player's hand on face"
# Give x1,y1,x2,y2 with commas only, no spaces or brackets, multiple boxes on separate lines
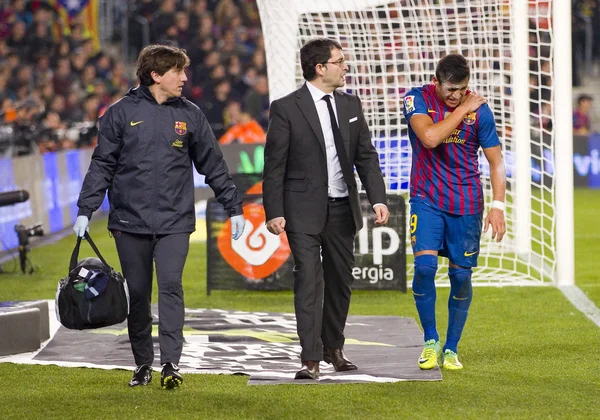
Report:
461,92,487,113
374,204,390,225
484,208,506,242
266,217,286,235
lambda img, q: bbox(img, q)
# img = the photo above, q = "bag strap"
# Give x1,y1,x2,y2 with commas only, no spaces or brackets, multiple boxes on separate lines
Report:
68,232,111,273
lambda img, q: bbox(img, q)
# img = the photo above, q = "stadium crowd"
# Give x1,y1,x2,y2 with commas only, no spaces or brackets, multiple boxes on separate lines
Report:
0,0,268,158
1,0,598,159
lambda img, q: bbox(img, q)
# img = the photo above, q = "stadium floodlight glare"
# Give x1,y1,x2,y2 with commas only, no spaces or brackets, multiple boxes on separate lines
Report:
257,0,573,286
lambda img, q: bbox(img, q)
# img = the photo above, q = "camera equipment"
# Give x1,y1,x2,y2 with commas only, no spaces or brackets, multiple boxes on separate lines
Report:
15,223,44,274
0,190,29,207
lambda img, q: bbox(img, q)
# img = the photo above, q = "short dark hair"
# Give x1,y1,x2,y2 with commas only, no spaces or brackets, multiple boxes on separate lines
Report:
435,53,470,85
300,38,342,81
136,44,190,86
578,94,593,105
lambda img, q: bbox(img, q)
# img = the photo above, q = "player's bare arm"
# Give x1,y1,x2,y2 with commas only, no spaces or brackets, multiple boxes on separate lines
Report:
409,92,487,149
483,145,507,242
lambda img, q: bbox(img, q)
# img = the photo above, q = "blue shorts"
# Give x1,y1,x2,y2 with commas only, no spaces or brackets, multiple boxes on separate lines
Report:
409,196,483,268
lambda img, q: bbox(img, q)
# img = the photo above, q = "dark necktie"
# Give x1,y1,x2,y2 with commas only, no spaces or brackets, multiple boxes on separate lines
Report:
322,94,354,186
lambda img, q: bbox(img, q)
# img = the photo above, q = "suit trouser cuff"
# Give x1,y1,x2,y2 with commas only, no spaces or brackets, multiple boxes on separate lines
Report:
300,350,323,362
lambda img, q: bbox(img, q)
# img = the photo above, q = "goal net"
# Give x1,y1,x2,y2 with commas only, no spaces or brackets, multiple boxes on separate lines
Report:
257,0,569,285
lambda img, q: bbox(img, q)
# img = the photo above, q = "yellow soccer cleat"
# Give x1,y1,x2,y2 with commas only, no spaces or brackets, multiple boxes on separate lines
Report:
442,349,464,370
418,339,440,370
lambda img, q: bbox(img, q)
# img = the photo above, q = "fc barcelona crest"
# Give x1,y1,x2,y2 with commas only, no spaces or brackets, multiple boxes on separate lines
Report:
174,121,187,135
463,112,476,125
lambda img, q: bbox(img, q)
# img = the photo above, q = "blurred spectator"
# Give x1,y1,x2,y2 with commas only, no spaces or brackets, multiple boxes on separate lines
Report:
71,49,88,76
77,64,98,96
52,40,71,66
53,57,72,96
234,65,257,98
94,53,112,79
12,97,43,156
67,24,87,51
0,38,9,63
174,11,192,50
132,0,157,21
1,97,17,124
107,61,130,94
13,64,34,93
64,90,82,122
151,0,177,43
34,55,54,85
192,49,220,88
197,14,216,39
76,94,100,147
9,0,33,27
7,20,27,59
573,0,600,86
39,82,54,105
48,94,67,120
215,0,239,28
188,36,214,69
250,49,266,73
26,21,55,62
243,73,269,129
219,100,265,144
573,94,593,135
37,111,64,153
189,0,209,24
199,78,231,138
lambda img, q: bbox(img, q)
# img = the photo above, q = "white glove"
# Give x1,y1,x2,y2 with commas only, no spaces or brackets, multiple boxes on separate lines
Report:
73,215,89,238
230,215,245,240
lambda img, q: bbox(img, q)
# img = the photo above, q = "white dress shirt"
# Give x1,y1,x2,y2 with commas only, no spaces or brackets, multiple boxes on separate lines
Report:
306,81,348,198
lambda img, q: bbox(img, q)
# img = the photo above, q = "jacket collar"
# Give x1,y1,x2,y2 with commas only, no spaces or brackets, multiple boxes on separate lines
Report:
127,85,182,105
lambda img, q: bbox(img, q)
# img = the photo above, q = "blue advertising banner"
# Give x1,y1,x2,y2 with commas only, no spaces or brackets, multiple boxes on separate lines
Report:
65,150,82,224
43,153,63,233
586,135,600,188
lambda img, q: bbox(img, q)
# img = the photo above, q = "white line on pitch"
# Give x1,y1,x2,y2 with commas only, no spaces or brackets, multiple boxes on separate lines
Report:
559,285,600,328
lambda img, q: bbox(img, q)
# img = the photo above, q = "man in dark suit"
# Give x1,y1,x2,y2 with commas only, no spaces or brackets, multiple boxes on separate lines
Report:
262,38,390,380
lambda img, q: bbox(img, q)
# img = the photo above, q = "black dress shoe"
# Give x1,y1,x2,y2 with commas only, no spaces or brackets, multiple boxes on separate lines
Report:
323,348,358,372
295,361,320,380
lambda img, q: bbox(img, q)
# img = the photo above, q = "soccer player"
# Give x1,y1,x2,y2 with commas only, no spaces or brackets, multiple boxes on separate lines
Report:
402,54,506,370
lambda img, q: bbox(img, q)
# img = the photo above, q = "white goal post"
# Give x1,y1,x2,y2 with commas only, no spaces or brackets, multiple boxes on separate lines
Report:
257,0,574,286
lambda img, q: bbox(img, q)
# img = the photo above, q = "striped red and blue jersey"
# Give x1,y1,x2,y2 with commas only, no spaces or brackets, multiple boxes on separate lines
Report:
403,84,500,215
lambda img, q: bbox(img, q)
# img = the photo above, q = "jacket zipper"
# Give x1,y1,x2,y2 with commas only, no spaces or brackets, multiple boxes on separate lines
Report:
152,105,162,238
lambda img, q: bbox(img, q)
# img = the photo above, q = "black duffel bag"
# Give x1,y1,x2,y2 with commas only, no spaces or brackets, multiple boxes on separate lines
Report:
56,232,129,330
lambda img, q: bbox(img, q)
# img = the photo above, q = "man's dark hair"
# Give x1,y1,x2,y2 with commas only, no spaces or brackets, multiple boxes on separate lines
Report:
435,53,470,84
136,44,190,86
578,94,593,105
300,38,342,81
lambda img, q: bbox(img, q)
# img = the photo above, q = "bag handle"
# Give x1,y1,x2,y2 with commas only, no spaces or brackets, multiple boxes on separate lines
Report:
69,232,111,273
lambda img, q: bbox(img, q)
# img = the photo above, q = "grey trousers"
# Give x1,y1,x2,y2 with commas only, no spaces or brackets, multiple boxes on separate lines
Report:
113,231,190,366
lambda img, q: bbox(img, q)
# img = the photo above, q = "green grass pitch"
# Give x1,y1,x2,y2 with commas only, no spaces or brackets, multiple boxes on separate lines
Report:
0,188,599,419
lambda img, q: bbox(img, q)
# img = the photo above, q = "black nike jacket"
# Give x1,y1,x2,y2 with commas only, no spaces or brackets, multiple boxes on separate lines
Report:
77,85,242,235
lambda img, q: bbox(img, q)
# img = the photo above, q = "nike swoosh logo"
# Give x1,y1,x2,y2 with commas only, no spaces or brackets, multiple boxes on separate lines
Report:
130,121,144,126
427,109,437,113
464,251,477,257
452,296,469,301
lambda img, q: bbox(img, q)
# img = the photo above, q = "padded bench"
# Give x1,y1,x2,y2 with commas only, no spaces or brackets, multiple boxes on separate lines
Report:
0,300,50,357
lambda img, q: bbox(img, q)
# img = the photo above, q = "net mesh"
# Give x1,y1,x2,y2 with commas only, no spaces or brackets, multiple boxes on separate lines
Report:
257,0,556,285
